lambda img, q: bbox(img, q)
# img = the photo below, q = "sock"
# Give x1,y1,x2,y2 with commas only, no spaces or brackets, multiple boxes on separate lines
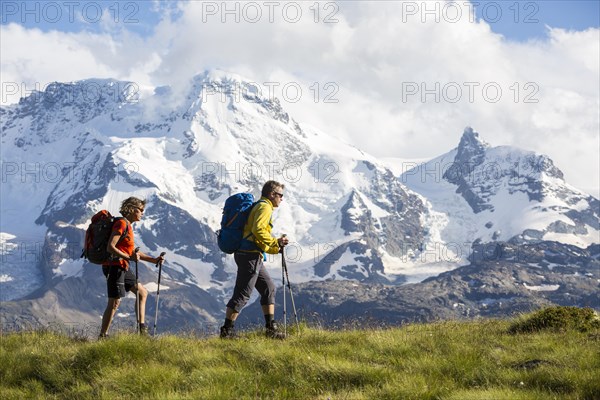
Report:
224,318,235,329
264,314,274,327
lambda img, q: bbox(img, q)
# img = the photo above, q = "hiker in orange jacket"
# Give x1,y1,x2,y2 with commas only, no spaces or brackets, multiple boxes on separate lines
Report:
99,197,164,338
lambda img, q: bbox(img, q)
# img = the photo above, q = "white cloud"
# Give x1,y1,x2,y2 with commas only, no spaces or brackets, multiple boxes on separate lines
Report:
0,23,159,98
0,24,114,88
1,1,598,197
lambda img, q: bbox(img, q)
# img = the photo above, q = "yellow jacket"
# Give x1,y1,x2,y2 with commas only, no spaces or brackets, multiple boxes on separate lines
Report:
240,197,280,254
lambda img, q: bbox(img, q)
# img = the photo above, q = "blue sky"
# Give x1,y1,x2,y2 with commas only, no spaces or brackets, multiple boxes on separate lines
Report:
473,0,600,40
0,0,167,36
1,1,599,41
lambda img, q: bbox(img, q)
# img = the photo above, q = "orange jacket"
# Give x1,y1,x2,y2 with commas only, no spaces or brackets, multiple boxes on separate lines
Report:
103,219,134,270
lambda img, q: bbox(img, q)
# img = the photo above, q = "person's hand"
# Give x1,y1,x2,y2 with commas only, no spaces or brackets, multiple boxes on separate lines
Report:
129,251,140,262
155,253,165,265
278,235,289,248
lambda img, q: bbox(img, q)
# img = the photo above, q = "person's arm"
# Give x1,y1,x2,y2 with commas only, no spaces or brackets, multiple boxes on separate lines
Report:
106,232,137,261
251,203,281,254
107,238,161,264
138,251,164,265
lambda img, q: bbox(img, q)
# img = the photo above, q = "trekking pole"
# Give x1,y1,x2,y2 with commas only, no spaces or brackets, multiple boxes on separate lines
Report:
282,247,287,336
282,248,300,333
153,252,166,337
134,247,140,333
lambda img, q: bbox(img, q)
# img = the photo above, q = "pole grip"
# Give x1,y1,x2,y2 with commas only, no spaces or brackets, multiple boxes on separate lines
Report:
156,252,166,267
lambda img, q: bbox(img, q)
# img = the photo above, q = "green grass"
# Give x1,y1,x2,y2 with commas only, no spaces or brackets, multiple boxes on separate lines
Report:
1,309,599,399
508,306,600,334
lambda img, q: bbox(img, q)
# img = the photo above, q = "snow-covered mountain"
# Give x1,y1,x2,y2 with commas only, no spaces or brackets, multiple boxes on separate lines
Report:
1,71,426,299
1,70,598,330
400,128,598,252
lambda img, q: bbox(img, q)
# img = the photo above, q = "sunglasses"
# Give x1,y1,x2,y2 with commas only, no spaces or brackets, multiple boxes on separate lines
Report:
273,192,284,198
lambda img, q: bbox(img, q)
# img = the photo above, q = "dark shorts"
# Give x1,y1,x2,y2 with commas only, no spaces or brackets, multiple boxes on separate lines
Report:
102,263,136,299
226,252,276,313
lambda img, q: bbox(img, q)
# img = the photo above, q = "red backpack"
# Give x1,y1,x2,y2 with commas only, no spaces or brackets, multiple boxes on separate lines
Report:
81,210,127,264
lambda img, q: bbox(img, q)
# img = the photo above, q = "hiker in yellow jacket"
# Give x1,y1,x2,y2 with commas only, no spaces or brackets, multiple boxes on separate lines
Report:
220,180,289,339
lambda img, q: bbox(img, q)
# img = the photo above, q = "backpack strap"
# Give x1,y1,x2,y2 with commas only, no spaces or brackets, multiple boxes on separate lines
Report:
225,212,240,228
240,199,269,247
114,217,130,244
108,217,130,261
226,198,267,229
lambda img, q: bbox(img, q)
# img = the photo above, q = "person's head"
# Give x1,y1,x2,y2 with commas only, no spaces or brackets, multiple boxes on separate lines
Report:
262,180,285,208
120,197,146,222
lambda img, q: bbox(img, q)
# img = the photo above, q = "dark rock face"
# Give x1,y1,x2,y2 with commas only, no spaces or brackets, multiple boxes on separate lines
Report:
140,196,224,268
10,239,597,333
0,264,224,334
341,191,370,234
312,241,389,284
452,127,488,167
565,196,600,230
36,149,117,227
443,127,493,213
5,80,137,148
435,128,598,247
238,241,599,327
443,127,571,212
333,161,426,282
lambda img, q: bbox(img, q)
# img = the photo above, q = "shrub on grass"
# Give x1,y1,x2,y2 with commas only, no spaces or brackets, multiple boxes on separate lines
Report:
508,306,600,334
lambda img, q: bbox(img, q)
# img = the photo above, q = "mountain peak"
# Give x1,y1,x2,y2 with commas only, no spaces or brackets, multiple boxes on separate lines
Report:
456,127,489,163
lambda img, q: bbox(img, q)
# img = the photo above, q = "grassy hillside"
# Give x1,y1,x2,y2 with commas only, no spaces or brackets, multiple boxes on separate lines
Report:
1,307,599,399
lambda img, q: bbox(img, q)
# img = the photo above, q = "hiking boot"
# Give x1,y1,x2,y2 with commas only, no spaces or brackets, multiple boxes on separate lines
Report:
98,333,110,340
220,325,237,339
266,322,286,339
139,324,149,336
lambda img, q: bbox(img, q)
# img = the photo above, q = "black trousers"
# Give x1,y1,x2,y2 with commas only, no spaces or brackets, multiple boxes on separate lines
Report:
226,252,276,313
102,263,135,299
